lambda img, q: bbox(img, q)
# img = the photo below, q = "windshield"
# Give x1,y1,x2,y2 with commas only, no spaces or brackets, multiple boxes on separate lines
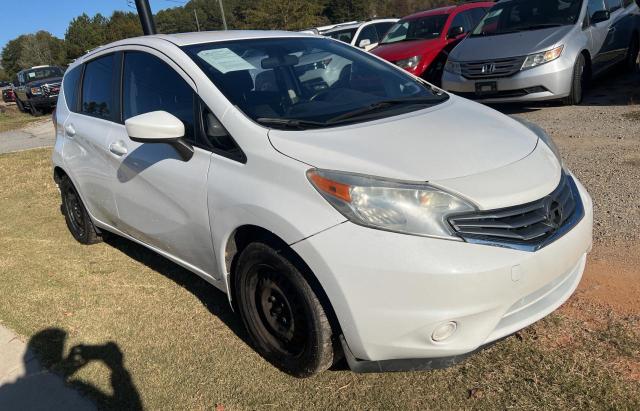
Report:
472,0,583,37
326,28,358,43
182,37,447,129
24,67,64,81
381,15,448,44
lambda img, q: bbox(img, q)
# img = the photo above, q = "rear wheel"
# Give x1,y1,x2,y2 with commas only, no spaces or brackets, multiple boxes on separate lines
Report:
15,98,27,113
626,35,639,73
59,176,101,245
234,242,336,377
563,54,586,105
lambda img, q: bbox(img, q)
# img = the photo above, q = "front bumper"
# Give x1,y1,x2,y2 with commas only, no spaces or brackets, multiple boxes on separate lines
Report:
28,95,58,109
292,176,593,365
442,57,574,103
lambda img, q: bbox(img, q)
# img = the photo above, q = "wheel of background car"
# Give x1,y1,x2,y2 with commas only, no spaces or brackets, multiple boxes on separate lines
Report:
15,98,27,113
29,104,42,116
563,54,586,106
59,176,102,245
234,242,336,377
626,35,639,73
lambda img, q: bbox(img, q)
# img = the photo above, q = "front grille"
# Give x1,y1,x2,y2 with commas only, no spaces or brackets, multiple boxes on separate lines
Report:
460,57,525,79
42,82,61,97
449,173,584,251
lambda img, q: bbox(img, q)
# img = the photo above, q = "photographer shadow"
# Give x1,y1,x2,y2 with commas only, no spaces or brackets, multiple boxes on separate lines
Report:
0,328,142,410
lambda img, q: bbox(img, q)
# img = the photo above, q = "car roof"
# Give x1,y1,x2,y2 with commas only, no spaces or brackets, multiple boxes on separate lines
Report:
155,30,314,46
403,2,494,20
323,19,399,34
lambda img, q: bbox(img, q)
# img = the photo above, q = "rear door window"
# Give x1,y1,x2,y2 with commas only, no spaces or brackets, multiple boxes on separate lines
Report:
122,51,196,144
63,66,82,112
81,54,116,120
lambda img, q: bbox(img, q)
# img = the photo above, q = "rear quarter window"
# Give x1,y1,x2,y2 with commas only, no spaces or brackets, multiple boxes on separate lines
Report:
63,66,82,112
81,54,117,120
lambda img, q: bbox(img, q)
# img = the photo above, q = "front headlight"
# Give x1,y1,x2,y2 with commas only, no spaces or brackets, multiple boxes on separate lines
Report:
444,60,462,75
30,87,43,95
511,116,562,163
521,45,564,70
396,55,422,70
307,169,476,239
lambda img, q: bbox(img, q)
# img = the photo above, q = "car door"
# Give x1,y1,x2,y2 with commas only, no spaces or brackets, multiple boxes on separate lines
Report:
605,0,630,63
354,24,379,49
107,48,218,278
62,53,121,226
587,0,620,73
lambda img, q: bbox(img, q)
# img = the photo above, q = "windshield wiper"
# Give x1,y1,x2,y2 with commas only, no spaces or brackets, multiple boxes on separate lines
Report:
256,117,328,129
327,97,440,124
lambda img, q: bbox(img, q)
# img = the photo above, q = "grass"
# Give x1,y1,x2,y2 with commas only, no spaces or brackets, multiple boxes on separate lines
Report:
1,148,639,409
0,104,43,133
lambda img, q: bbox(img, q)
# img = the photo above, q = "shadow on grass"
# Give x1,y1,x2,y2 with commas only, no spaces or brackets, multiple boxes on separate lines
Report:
103,233,351,373
102,233,252,349
0,328,141,410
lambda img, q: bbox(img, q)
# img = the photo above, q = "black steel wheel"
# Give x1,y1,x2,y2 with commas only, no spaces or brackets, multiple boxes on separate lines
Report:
15,98,27,113
235,242,336,377
60,176,101,245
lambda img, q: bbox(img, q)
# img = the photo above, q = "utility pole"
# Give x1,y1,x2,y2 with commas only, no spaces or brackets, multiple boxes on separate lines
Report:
134,0,156,35
218,0,228,30
194,9,201,31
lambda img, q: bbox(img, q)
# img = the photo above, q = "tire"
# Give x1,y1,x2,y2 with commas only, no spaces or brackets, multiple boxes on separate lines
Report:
626,35,639,73
563,54,586,106
59,176,101,245
234,242,336,377
29,104,42,116
15,98,27,113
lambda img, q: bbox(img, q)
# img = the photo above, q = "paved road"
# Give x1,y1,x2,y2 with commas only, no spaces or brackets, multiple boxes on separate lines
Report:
0,120,55,154
0,325,95,410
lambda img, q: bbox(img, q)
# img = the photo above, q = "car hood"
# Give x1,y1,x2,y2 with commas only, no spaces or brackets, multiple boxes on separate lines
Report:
27,77,62,87
268,96,539,182
372,39,441,61
450,26,573,61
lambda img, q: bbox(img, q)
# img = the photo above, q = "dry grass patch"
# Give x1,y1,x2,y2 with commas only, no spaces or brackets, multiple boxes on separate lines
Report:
0,104,42,133
1,148,639,409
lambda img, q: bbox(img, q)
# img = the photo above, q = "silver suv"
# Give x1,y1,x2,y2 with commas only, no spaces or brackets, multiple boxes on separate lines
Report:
442,0,640,104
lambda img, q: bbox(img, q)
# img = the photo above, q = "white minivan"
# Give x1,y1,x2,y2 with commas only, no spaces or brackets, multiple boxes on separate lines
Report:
53,31,593,377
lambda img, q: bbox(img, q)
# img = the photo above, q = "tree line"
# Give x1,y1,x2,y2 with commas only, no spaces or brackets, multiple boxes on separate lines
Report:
0,0,456,81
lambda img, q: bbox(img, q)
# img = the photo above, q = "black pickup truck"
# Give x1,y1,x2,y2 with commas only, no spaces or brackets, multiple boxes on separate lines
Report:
14,66,64,116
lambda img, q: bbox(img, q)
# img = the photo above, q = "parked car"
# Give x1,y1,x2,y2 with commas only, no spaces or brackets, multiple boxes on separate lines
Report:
53,31,592,377
2,87,16,103
324,19,399,50
14,65,64,115
442,0,640,104
370,3,493,84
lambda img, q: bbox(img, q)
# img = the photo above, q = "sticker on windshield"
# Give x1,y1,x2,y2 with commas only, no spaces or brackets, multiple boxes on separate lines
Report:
197,48,256,73
28,72,36,78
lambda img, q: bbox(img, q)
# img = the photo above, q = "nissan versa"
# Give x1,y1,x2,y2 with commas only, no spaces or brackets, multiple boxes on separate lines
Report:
442,0,640,104
52,31,593,377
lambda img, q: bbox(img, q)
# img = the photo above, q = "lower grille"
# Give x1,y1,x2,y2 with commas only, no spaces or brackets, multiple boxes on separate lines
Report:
449,172,583,251
460,57,525,79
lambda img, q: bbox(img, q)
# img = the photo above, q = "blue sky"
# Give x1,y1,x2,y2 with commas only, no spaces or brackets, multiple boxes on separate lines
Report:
0,0,177,52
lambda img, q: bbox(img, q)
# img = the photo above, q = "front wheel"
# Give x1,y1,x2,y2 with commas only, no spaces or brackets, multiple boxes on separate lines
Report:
15,98,27,113
234,242,337,377
563,54,586,106
59,176,101,245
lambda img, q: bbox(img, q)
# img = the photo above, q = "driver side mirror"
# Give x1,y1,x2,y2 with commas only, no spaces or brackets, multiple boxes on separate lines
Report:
125,111,194,161
358,38,371,48
447,26,465,39
591,10,610,24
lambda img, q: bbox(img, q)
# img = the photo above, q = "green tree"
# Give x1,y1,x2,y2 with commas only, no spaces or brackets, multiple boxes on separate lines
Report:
16,31,66,70
104,11,143,43
65,13,107,60
1,35,28,79
242,0,328,30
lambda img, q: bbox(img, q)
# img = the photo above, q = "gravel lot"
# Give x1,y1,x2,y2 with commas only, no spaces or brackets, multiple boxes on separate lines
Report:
497,68,640,246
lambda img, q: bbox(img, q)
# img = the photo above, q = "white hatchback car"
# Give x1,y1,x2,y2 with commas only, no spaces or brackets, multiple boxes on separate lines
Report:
53,31,593,377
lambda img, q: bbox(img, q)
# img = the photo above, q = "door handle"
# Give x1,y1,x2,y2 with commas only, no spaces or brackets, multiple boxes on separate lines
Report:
109,140,128,156
65,124,76,137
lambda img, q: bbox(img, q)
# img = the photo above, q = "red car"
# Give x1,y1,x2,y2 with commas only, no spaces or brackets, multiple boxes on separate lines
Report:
2,87,15,103
371,2,493,84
